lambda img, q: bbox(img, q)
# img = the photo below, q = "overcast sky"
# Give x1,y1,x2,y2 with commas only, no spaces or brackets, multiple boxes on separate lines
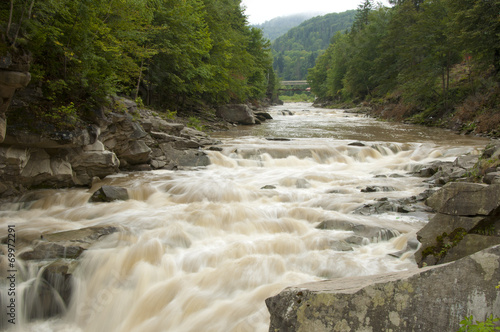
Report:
241,0,390,25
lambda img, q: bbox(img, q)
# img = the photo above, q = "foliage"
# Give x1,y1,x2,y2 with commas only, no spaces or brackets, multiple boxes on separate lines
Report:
279,93,314,103
458,315,500,332
272,10,356,80
254,13,320,42
308,0,500,123
187,116,203,131
0,0,277,128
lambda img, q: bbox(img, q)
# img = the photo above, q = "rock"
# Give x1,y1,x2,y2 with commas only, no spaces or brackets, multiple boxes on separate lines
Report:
159,143,210,167
426,182,500,216
90,185,129,202
21,260,76,321
20,225,119,260
416,182,500,267
360,185,396,192
261,185,276,190
3,126,97,148
265,137,291,141
316,219,400,242
216,104,256,125
266,245,500,332
69,148,120,185
483,171,500,184
348,141,365,147
118,140,151,165
354,197,423,215
254,111,273,122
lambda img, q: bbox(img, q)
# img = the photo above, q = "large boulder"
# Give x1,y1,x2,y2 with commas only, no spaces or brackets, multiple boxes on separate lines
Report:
266,245,500,332
90,185,129,202
216,104,256,125
69,147,120,185
416,182,500,267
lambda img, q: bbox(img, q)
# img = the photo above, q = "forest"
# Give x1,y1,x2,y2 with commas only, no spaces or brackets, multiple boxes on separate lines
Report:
272,11,356,81
0,0,277,130
308,0,500,134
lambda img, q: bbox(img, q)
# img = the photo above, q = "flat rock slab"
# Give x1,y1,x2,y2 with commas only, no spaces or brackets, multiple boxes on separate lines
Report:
266,245,500,332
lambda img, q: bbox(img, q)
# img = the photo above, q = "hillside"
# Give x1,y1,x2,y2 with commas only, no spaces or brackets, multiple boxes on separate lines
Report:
272,10,356,81
253,13,323,42
308,1,500,138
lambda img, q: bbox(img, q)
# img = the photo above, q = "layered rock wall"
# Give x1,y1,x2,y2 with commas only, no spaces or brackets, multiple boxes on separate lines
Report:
0,97,218,197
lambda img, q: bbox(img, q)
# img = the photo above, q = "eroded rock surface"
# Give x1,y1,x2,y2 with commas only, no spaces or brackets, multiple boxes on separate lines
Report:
267,245,500,332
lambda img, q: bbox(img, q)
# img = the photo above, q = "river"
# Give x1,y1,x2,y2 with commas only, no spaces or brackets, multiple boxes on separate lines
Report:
0,102,490,331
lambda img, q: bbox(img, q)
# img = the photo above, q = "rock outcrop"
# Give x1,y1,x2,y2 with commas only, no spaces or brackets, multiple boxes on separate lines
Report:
0,97,219,197
215,103,272,125
266,245,500,332
0,66,31,143
415,182,500,267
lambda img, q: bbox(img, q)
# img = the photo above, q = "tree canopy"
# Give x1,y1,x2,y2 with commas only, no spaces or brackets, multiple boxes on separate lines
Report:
271,10,356,81
308,0,500,127
0,0,275,120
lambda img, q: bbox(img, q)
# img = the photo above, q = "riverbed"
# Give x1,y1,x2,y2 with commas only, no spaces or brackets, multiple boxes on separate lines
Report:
0,102,490,331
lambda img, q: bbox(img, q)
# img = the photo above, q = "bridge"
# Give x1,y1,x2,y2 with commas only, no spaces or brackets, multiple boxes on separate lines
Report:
280,80,309,86
279,80,311,92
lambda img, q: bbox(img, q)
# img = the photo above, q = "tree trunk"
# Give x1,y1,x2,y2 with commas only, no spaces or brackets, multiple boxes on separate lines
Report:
6,0,14,40
134,58,144,100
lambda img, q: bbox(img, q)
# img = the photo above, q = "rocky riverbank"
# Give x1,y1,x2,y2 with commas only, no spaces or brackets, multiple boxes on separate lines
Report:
266,142,500,332
0,97,273,199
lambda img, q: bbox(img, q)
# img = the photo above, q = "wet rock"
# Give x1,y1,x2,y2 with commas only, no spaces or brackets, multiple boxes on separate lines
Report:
265,137,291,141
254,111,273,122
361,185,396,192
216,104,256,125
295,179,311,189
20,226,119,260
281,110,294,116
316,219,400,242
261,185,276,190
90,185,129,202
354,199,417,215
348,141,365,147
21,259,75,322
266,245,500,332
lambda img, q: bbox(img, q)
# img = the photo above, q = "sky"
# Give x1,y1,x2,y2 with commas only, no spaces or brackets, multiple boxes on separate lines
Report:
241,0,390,25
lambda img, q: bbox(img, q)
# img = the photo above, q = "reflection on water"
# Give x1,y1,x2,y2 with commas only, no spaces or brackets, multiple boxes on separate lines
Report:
0,103,489,332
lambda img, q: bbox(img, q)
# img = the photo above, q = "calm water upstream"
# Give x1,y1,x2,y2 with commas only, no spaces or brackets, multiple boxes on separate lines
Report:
0,103,490,331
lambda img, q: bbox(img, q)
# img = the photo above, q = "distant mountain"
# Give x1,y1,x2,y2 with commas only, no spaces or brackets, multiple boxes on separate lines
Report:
253,13,323,42
272,10,356,81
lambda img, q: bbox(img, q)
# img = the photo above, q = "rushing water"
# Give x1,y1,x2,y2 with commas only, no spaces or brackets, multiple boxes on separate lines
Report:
0,103,490,332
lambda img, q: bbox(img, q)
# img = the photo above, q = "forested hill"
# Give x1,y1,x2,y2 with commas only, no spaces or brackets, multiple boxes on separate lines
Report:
253,13,323,42
272,10,356,81
308,0,500,137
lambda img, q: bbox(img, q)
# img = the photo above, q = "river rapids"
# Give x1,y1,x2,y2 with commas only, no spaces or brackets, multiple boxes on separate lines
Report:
0,103,489,331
